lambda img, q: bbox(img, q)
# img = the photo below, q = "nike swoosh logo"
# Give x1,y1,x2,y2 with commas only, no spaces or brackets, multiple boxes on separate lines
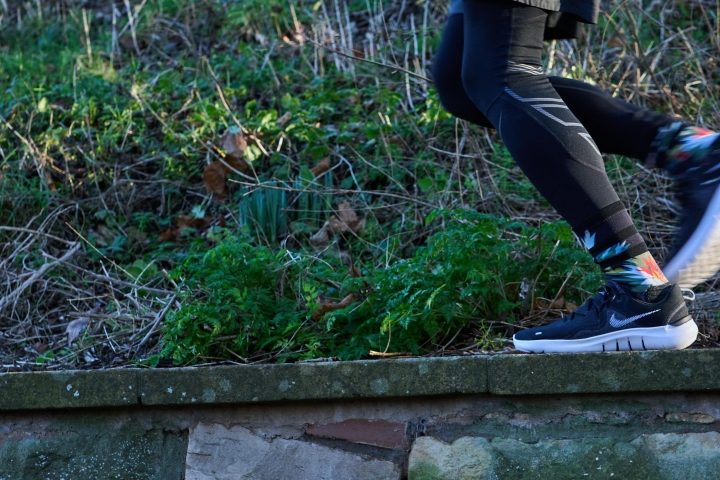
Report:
609,309,661,328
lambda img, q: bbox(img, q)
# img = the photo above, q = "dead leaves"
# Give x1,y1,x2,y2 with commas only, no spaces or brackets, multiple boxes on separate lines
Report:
304,202,365,319
310,158,331,177
312,293,357,320
310,201,365,246
203,130,252,199
221,129,249,164
533,296,577,312
66,317,89,346
159,214,214,242
202,161,228,197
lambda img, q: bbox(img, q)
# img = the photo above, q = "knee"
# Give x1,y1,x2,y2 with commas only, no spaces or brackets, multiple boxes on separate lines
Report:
431,56,464,116
460,63,503,117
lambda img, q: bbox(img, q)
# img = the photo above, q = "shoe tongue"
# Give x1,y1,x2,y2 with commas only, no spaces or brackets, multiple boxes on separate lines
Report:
603,281,626,296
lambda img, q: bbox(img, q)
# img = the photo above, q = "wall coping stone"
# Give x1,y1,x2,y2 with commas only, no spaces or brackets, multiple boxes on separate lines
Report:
1,349,719,411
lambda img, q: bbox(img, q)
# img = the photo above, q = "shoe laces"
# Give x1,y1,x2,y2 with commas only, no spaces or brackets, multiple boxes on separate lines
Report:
564,284,617,322
681,288,695,302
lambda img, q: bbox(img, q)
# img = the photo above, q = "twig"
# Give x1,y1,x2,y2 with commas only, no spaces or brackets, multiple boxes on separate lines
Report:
304,36,432,83
135,293,177,349
0,243,80,313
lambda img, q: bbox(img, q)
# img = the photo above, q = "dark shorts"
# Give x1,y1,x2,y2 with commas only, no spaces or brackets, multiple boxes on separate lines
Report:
448,0,597,39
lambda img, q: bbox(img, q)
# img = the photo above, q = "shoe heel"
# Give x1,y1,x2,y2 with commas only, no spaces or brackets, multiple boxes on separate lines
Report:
668,314,694,327
640,319,699,350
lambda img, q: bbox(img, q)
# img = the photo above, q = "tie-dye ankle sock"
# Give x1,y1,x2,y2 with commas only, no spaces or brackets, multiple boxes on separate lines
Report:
602,252,669,296
650,122,720,176
578,201,669,295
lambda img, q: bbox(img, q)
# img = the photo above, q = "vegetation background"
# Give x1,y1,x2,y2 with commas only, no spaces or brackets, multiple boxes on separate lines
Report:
0,0,718,370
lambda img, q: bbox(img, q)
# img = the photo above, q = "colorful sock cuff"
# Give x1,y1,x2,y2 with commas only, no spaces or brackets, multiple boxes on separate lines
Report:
666,127,720,174
575,201,649,268
647,121,685,169
649,122,720,173
604,252,668,294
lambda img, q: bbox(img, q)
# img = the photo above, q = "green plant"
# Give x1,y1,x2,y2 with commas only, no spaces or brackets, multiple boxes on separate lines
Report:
238,182,289,243
160,233,326,364
291,169,334,231
160,212,601,364
322,210,602,359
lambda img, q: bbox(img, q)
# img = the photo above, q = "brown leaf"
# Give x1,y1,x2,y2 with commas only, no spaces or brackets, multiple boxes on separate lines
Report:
310,158,331,177
548,297,568,310
221,130,248,161
66,317,89,346
176,215,211,230
607,36,624,49
533,297,576,312
159,229,177,242
203,161,227,197
327,201,364,234
312,294,357,320
310,202,364,245
218,130,251,172
309,224,330,246
159,214,212,242
225,156,250,173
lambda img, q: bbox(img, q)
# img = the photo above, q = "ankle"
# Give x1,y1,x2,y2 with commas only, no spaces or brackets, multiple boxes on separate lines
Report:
650,122,720,172
603,252,669,295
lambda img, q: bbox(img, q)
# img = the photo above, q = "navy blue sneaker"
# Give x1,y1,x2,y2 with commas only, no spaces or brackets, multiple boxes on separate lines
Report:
655,126,720,288
513,282,697,353
663,149,720,288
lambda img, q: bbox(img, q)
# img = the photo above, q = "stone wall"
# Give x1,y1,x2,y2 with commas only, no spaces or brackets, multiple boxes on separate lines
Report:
2,350,720,479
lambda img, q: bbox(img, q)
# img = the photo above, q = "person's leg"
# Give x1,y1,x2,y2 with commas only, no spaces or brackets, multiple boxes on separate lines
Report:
432,13,493,129
544,77,673,160
531,80,720,288
518,78,720,288
453,0,696,352
650,122,720,287
459,0,663,293
432,10,720,289
432,15,672,160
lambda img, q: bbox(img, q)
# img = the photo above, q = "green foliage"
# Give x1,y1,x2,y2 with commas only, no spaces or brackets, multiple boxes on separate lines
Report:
291,169,334,232
323,210,601,359
160,233,325,364
160,213,601,364
238,182,289,243
0,175,53,231
237,171,334,242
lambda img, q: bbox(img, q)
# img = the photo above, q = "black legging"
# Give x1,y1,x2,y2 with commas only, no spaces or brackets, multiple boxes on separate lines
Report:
431,1,668,255
433,10,675,162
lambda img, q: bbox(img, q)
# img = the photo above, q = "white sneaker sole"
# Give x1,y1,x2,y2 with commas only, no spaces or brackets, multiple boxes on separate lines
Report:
513,319,698,353
664,183,720,288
